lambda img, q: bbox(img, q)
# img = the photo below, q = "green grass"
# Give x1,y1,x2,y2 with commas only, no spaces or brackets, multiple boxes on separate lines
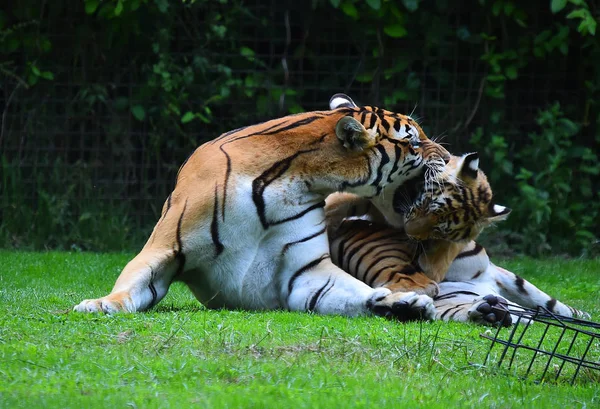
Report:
0,252,599,408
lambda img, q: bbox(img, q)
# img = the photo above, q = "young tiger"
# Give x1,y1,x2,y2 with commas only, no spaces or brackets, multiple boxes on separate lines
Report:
73,94,450,319
327,152,511,320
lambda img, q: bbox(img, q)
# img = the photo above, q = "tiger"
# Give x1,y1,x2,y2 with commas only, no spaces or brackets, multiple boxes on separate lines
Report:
326,151,511,320
73,93,450,319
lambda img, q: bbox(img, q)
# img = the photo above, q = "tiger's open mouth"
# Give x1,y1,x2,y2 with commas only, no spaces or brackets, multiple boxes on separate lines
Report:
392,168,425,214
392,158,446,215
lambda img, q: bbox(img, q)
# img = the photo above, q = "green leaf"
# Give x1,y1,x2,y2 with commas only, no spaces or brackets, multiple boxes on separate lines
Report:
341,2,358,19
355,73,373,83
181,111,195,124
84,0,100,14
366,0,381,10
384,24,408,38
40,71,54,80
492,0,502,16
79,212,92,222
114,97,129,111
114,0,124,16
566,9,586,19
329,0,341,8
30,65,41,76
240,47,255,58
402,0,419,12
505,66,518,80
550,0,567,13
131,105,146,121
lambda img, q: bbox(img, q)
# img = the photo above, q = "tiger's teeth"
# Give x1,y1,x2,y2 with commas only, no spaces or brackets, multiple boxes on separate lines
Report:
493,205,506,213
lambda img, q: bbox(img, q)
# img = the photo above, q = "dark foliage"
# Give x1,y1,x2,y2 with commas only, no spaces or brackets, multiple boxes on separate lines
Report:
0,0,598,255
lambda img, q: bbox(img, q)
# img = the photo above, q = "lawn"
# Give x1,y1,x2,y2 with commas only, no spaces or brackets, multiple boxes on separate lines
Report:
0,251,599,408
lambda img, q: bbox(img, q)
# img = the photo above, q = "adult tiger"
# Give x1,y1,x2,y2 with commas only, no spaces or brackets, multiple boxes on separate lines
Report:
74,94,449,318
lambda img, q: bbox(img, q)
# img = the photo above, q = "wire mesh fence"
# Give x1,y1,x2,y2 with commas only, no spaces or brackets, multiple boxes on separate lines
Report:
0,1,592,249
482,306,600,385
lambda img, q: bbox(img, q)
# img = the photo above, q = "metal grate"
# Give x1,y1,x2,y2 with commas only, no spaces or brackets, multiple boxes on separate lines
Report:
481,307,600,385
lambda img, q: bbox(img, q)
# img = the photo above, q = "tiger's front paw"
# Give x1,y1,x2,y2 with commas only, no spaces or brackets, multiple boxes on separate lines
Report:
468,294,512,327
369,291,436,322
73,291,135,314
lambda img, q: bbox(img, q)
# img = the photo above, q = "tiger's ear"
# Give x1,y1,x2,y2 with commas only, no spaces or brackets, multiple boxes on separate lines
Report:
329,93,358,109
335,116,378,151
487,204,511,222
459,152,480,180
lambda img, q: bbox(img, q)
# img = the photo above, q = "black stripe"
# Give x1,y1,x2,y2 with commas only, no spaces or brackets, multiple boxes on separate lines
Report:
360,110,368,124
166,193,172,214
252,149,318,229
211,125,250,143
434,290,480,301
173,199,188,279
219,145,231,221
386,143,403,183
262,115,322,135
400,158,419,171
318,279,336,305
307,277,332,312
309,133,328,146
212,119,292,152
367,265,398,287
395,264,419,276
338,153,372,191
273,201,325,226
449,307,465,320
350,232,412,274
546,298,557,311
371,144,390,189
361,252,406,282
282,227,327,255
380,117,390,132
459,227,473,241
157,193,173,226
515,275,528,294
211,185,225,256
440,304,469,319
342,230,389,271
226,120,289,143
148,282,158,307
368,112,377,129
455,243,484,259
390,273,419,285
471,270,483,279
393,118,401,132
287,255,330,295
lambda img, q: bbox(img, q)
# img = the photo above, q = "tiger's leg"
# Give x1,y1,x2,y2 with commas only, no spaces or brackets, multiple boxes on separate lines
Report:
434,282,512,326
74,197,190,313
375,268,440,298
286,257,435,320
491,263,590,319
324,192,385,233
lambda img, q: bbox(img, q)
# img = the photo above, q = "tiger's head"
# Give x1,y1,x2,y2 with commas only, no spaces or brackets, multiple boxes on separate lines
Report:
328,94,450,225
400,152,511,242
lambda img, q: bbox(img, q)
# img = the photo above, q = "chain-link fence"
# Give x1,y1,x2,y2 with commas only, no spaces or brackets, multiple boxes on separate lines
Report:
1,1,594,250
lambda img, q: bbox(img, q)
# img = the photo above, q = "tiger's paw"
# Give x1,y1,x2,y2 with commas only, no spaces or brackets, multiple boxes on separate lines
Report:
73,292,135,314
369,291,436,322
468,294,512,327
